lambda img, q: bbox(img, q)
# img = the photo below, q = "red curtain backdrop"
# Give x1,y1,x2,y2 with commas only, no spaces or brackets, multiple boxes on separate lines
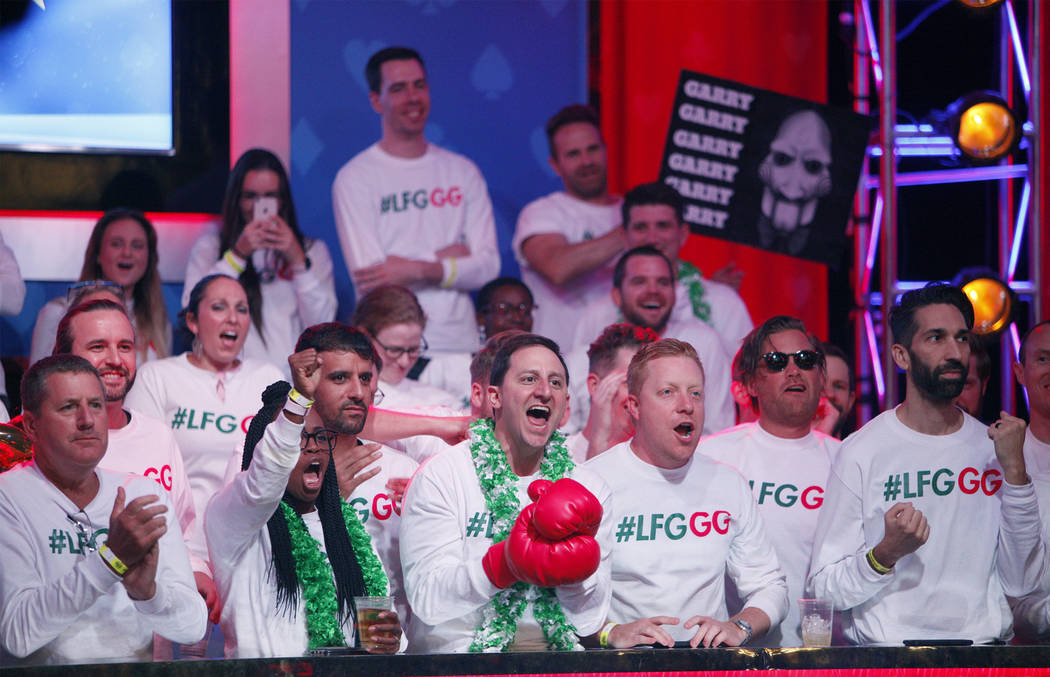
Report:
600,0,830,339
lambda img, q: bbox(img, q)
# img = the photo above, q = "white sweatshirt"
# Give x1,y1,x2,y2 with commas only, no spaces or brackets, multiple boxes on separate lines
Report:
586,441,788,643
0,465,206,665
698,422,840,646
1009,429,1050,642
807,408,1044,644
399,441,612,653
332,143,499,353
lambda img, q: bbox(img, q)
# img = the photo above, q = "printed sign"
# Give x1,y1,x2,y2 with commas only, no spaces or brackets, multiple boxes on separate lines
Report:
659,70,871,265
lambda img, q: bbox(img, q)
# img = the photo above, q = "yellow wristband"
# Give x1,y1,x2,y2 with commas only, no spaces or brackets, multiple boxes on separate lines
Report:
223,249,246,275
599,621,617,648
99,544,128,576
867,548,892,575
441,257,457,288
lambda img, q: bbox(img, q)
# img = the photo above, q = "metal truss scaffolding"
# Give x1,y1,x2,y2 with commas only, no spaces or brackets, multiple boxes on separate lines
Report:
851,0,1042,420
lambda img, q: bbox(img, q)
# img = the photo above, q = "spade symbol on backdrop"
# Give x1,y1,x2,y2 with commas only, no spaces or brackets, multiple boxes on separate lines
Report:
470,45,512,100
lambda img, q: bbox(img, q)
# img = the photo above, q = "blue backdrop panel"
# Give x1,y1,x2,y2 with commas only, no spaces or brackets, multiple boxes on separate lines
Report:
289,0,587,319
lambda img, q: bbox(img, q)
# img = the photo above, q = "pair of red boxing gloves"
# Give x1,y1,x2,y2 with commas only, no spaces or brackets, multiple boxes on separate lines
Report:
482,478,603,589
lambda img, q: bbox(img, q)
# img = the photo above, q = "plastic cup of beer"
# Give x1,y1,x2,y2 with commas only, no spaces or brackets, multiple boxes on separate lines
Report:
798,598,833,647
354,596,394,650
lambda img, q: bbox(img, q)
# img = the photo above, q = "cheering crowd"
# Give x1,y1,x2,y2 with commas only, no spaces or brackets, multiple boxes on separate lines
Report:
1,46,1049,665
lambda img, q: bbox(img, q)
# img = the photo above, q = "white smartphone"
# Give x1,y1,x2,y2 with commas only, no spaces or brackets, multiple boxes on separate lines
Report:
253,196,278,222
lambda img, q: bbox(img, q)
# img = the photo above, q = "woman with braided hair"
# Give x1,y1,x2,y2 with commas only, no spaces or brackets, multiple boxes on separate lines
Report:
205,349,400,657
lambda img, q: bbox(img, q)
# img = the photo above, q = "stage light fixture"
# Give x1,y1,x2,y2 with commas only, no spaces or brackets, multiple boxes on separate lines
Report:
962,277,1012,335
944,92,1020,162
956,0,1003,7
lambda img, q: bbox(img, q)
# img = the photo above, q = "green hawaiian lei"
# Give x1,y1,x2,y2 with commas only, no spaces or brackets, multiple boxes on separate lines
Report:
677,261,712,323
467,418,579,652
279,499,389,649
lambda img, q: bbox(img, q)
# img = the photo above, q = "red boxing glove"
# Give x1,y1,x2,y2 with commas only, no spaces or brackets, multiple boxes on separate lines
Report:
529,478,603,540
482,540,517,589
506,503,601,587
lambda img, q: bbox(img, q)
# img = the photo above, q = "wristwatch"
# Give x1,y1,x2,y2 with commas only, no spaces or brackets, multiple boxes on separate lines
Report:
732,618,753,645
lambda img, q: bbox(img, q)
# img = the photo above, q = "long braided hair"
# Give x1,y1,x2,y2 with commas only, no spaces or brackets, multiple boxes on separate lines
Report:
241,381,367,622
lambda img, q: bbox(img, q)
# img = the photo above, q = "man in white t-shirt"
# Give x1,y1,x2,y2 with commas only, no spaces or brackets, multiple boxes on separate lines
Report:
586,339,787,649
699,316,840,646
567,246,733,436
513,105,625,348
400,333,612,652
332,46,498,353
0,356,205,665
1009,320,1050,642
808,283,1043,645
572,182,752,352
54,299,216,624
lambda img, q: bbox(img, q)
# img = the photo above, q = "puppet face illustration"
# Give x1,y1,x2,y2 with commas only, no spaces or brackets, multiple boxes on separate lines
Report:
758,110,832,232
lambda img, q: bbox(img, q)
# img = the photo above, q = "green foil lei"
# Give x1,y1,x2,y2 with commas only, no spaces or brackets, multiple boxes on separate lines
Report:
467,418,579,652
678,261,712,323
279,499,389,649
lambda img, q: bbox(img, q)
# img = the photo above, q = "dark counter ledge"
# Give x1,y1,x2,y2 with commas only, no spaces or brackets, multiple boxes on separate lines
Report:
4,646,1050,676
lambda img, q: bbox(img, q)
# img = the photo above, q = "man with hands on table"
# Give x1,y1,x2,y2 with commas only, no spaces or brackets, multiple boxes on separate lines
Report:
0,355,205,665
206,344,400,657
807,283,1043,645
586,339,787,649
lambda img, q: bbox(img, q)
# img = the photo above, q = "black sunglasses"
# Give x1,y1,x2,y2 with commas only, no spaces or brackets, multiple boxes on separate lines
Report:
760,350,823,372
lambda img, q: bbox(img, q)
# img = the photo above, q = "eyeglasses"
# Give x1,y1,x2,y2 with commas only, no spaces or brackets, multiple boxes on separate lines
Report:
484,302,536,318
67,279,126,305
759,350,823,372
376,337,427,360
300,429,339,452
65,511,97,553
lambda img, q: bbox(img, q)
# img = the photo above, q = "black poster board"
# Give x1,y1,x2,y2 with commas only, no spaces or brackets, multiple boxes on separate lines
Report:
658,70,872,265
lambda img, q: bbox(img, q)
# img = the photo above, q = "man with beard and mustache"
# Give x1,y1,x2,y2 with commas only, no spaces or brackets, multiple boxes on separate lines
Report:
295,323,419,648
400,333,612,652
333,46,499,353
571,182,753,352
206,343,401,657
808,283,1042,645
513,105,626,348
813,342,855,439
53,299,217,625
566,247,733,436
698,316,840,646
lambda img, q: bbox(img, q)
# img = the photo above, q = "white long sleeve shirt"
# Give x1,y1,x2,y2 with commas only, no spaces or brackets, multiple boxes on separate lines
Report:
181,233,337,378
1009,429,1050,642
206,411,384,657
332,143,499,353
586,441,788,642
0,465,206,665
512,191,622,349
807,408,1044,645
698,423,840,646
399,441,612,653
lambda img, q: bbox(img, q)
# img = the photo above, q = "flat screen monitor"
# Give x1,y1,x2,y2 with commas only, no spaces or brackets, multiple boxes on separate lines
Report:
0,0,173,154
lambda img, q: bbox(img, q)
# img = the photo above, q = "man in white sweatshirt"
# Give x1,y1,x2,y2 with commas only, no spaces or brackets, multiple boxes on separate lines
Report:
808,283,1043,644
0,355,205,665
